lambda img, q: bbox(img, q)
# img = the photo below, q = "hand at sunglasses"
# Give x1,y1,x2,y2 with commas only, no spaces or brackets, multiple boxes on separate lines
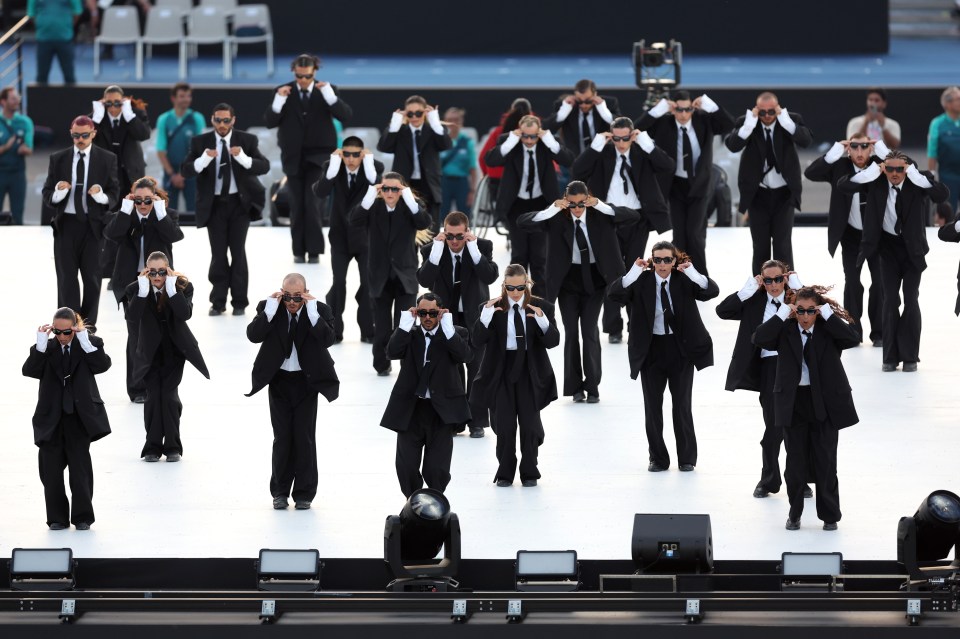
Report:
676,260,693,272
583,195,599,208
315,80,328,89
525,303,544,318
38,323,53,335
634,257,649,269
692,96,704,110
276,85,291,97
484,298,505,310
88,185,102,196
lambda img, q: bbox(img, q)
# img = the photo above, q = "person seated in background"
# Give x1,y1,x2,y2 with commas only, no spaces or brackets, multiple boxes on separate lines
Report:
846,87,901,149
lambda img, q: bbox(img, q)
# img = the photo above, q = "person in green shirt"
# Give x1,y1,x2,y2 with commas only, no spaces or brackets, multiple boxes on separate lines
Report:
27,0,83,85
927,86,960,211
156,83,207,214
439,107,478,219
0,87,34,225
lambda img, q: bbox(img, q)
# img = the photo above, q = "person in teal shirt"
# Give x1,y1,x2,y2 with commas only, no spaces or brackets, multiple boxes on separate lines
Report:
27,0,82,85
439,107,478,219
156,83,207,214
928,86,960,211
0,87,34,225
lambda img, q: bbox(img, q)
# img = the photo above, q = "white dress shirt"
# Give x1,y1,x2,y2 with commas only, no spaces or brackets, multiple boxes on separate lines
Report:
883,183,901,236
570,212,596,264
409,123,423,180
798,323,813,386
607,151,642,209
518,145,541,200
760,124,788,189
51,147,108,213
478,299,550,349
260,298,321,372
653,272,674,335
675,122,702,180
760,293,786,358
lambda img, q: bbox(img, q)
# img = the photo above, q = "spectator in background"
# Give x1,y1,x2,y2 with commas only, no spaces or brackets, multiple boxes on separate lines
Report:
928,86,960,211
478,98,533,207
0,87,33,225
156,83,205,216
28,0,82,85
439,107,478,218
846,88,901,149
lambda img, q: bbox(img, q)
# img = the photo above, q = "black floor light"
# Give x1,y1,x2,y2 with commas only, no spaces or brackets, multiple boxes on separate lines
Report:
384,489,460,592
897,490,960,582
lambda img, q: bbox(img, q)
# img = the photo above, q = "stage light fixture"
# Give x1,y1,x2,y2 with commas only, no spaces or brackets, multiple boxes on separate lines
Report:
631,514,713,574
384,488,461,591
780,552,844,593
9,548,75,591
897,490,960,582
515,550,580,591
631,39,683,109
256,549,321,592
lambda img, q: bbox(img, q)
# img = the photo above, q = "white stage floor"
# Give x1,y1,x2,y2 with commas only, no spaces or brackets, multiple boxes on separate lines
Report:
1,225,958,563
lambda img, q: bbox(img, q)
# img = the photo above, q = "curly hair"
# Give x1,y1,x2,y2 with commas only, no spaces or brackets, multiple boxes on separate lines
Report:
794,285,855,324
648,241,691,269
131,176,170,206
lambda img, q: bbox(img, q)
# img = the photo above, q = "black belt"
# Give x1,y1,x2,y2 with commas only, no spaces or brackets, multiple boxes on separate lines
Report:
214,193,241,201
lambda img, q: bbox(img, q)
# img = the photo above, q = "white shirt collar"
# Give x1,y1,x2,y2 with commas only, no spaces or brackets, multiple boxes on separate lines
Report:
217,130,233,145
410,123,423,132
798,323,814,335
422,325,438,336
768,292,785,304
655,272,672,285
74,146,88,156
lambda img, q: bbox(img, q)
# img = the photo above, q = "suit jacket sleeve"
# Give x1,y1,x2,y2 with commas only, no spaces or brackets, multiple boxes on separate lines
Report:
377,126,399,153
552,142,575,168
787,112,813,148
707,106,736,136
715,291,747,320
103,208,133,241
22,344,47,379
100,152,120,210
41,153,62,209
645,145,676,173
439,325,473,364
804,155,838,183
724,116,749,153
246,300,272,343
516,209,548,231
571,147,601,182
922,171,950,204
168,282,193,321
309,301,337,348
348,201,369,226
606,274,634,305
821,313,860,350
483,133,509,168
471,304,494,347
179,137,206,179
243,135,270,176
313,161,336,197
127,108,152,141
939,213,960,242
156,210,185,243
475,239,500,284
611,204,642,226
533,301,561,349
125,282,149,322
694,275,721,302
752,315,784,351
416,244,441,289
386,326,413,359
432,127,453,151
837,173,870,196
83,335,112,374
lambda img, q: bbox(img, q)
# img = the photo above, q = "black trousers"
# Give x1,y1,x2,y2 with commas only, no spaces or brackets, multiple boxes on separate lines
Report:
784,387,841,523
326,241,373,340
122,301,146,401
206,195,249,311
451,311,489,430
747,186,794,275
639,334,697,468
396,398,454,497
141,353,185,458
879,233,922,365
757,355,783,492
670,178,710,274
54,215,102,326
409,178,441,231
268,370,319,502
287,161,326,257
506,196,547,296
603,220,646,336
38,412,94,526
372,276,415,373
840,224,883,343
493,353,544,482
558,267,604,397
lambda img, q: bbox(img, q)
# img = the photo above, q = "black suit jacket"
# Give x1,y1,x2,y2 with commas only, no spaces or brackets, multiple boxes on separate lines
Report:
837,168,949,270
377,122,452,202
380,324,473,432
92,107,150,186
470,298,561,411
41,145,120,240
517,206,641,301
417,239,499,332
752,314,859,429
245,299,340,402
724,112,813,212
571,143,674,234
263,83,353,175
22,334,112,445
804,153,882,256
542,96,621,153
313,157,384,254
124,281,209,384
104,207,184,303
607,269,720,378
349,196,431,297
180,129,270,227
938,212,960,315
635,106,735,198
484,135,574,217
715,288,774,392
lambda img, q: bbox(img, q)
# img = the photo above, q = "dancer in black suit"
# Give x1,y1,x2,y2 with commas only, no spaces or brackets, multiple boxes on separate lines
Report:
838,150,950,371
246,273,340,510
380,293,472,497
471,265,560,486
753,286,860,531
350,172,431,375
805,134,889,345
725,92,812,274
265,54,353,262
607,241,719,471
41,115,120,329
313,136,383,343
484,114,574,296
22,307,111,530
636,91,735,274
377,95,450,230
572,117,674,343
543,78,621,155
938,204,960,315
181,103,270,317
125,253,209,462
716,260,808,498
105,176,184,403
417,211,499,435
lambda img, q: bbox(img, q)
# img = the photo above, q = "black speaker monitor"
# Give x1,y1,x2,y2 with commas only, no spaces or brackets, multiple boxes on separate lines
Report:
631,514,713,574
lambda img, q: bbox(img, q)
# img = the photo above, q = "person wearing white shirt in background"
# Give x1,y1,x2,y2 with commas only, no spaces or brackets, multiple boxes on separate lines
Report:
846,88,901,150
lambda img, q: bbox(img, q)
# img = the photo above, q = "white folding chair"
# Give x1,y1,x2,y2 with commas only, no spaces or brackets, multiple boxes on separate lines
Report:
200,0,238,8
230,4,274,75
137,7,185,80
154,0,194,11
94,7,141,77
182,6,232,80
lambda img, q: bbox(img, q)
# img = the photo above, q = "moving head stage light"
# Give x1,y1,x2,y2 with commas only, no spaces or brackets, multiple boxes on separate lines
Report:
384,489,461,592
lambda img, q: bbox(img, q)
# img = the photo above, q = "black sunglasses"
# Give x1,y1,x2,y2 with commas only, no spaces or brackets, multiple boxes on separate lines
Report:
102,100,124,108
147,269,168,277
417,309,440,318
652,256,675,264
675,106,695,113
574,99,593,105
520,133,539,140
341,151,362,158
294,73,314,80
71,132,92,139
795,307,818,315
566,202,587,209
212,116,233,124
445,233,466,241
380,186,401,193
611,135,632,142
885,166,905,174
762,276,785,284
52,328,74,335
505,284,527,292
848,142,871,150
134,197,154,206
757,109,778,117
406,110,424,118
281,294,304,303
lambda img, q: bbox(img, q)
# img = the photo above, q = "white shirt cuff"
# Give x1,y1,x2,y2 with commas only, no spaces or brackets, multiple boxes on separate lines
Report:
819,304,834,320
775,303,792,321
271,92,287,114
954,220,960,233
541,129,560,154
361,185,377,209
234,149,252,170
388,111,403,133
305,299,320,326
777,110,797,135
325,154,343,180
52,186,69,203
398,310,415,332
428,240,444,265
153,199,167,220
737,277,760,301
590,133,607,152
824,142,845,164
852,162,881,183
91,188,108,205
318,83,337,105
440,312,455,338
532,204,561,222
91,100,105,124
194,153,214,173
263,296,280,321
165,274,178,297
622,262,643,287
427,109,445,135
362,154,377,183
873,139,891,160
120,198,134,214
906,164,932,188
534,311,550,333
555,101,573,123
738,110,758,139
121,99,136,122
500,131,520,155
595,100,613,123
138,276,149,297
466,239,482,264
648,98,669,118
401,187,419,213
36,332,48,352
682,264,709,289
480,304,496,327
636,130,655,154
787,273,803,290
76,330,97,353
594,200,614,216
699,94,719,113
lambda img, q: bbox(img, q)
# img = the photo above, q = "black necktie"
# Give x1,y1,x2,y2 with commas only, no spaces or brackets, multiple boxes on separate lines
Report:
452,254,462,312
414,129,422,155
619,154,630,195
509,304,526,383
286,312,297,358
893,186,903,235
575,219,594,293
801,329,812,364
661,280,675,332
74,152,87,220
581,114,591,152
772,299,781,311
764,127,778,173
681,126,694,177
526,150,535,197
112,118,119,132
301,89,309,103
415,332,432,398
219,139,232,196
348,172,356,191
62,345,74,414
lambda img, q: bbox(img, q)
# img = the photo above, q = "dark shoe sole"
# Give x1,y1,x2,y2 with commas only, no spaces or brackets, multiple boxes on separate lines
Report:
496,479,512,487
823,522,838,531
785,519,801,531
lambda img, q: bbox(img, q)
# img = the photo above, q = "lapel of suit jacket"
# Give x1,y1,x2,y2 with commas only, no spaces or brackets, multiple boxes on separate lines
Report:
668,272,685,320
438,248,453,290
294,84,309,123
413,329,426,375
294,309,310,351
374,202,391,242
788,321,803,366
67,337,83,376
641,272,656,325
560,212,574,255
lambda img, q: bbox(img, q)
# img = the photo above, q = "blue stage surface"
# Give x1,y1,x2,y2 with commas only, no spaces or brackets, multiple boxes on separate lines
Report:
13,38,960,89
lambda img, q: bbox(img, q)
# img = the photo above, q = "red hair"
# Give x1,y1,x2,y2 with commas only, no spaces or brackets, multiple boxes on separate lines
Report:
71,115,95,129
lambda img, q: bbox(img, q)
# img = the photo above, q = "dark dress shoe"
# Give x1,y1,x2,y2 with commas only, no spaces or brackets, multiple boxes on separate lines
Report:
75,522,91,531
903,362,918,372
647,462,667,472
521,479,537,487
469,426,485,438
785,518,801,531
209,307,225,316
273,496,288,510
679,464,695,472
143,454,160,462
496,479,512,487
823,521,838,531
232,308,245,316
803,485,813,498
334,335,344,344
586,394,600,404
307,255,319,264
360,335,374,344
295,501,311,510
293,255,306,264
132,395,146,404
377,366,392,377
166,453,181,462
872,339,883,348
608,333,622,344
48,522,68,530
572,391,586,403
881,363,897,372
753,486,770,498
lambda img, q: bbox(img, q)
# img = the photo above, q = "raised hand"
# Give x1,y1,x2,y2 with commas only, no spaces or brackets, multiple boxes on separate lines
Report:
204,148,217,158
38,324,52,334
56,181,70,190
87,185,102,195
277,86,291,97
677,261,692,271
464,231,477,242
230,146,241,156
692,96,703,110
553,198,567,209
634,257,649,269
525,304,543,317
584,195,599,208
434,231,447,243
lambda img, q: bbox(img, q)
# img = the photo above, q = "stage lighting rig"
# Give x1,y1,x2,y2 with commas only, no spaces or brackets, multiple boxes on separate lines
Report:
632,39,682,109
897,490,960,588
384,488,461,592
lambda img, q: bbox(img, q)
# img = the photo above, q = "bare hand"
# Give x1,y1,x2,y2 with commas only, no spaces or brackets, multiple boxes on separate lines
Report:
787,303,797,316
584,195,599,208
754,275,764,287
277,86,291,97
139,267,151,277
269,291,283,299
170,173,185,189
563,95,576,106
667,100,677,114
434,231,446,243
630,129,641,142
17,145,31,156
537,128,546,138
512,128,522,137
775,105,783,116
56,181,70,190
204,148,217,158
600,131,613,142
125,193,136,200
39,324,52,334
553,198,567,209
407,306,418,318
464,231,477,242
525,304,543,317
301,292,316,301
315,81,328,89
362,148,373,157
331,148,342,157
484,298,501,309
425,104,437,113
373,183,383,193
634,257,649,268
692,96,703,110
592,96,604,105
751,106,760,118
230,146,241,156
88,185,102,195
165,270,183,279
677,261,692,271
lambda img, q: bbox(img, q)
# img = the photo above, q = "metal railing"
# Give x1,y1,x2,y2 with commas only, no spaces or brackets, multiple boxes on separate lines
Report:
0,16,30,102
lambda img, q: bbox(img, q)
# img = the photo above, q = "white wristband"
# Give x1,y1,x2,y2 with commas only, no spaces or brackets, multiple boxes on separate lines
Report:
120,198,134,214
